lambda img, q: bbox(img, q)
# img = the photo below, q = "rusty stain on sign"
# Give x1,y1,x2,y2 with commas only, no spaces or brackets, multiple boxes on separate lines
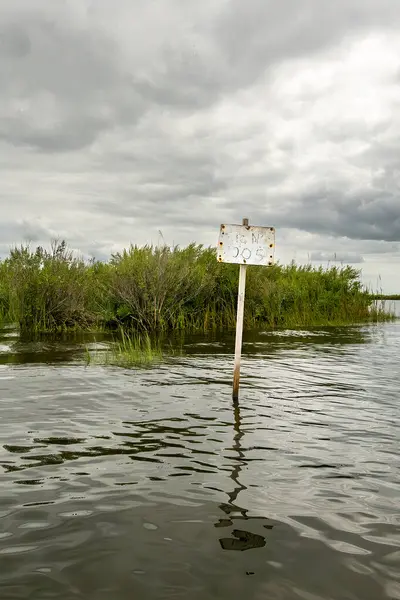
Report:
217,224,275,266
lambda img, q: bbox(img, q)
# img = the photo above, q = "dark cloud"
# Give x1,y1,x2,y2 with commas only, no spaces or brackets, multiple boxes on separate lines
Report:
0,220,61,245
133,0,400,110
1,0,400,291
267,189,400,243
213,0,400,90
0,11,144,152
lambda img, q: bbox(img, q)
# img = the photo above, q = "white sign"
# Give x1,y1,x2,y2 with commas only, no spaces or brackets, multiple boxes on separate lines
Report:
217,224,275,266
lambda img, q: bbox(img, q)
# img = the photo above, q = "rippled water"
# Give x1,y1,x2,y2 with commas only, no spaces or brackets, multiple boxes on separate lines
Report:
1,308,399,599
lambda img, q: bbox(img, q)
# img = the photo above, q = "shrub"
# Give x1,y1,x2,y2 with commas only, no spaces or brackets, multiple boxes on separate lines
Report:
0,240,393,333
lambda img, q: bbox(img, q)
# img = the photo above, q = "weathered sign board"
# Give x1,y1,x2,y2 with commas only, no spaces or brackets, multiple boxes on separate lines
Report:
217,224,275,266
217,219,276,401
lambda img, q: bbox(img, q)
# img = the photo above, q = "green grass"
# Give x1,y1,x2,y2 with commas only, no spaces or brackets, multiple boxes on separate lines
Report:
85,330,164,368
110,330,163,367
0,239,395,334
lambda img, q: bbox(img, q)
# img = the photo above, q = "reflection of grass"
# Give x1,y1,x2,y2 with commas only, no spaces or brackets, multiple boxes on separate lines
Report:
86,330,164,368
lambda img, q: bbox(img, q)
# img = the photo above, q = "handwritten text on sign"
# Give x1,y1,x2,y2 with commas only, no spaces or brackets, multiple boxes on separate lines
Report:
217,224,275,266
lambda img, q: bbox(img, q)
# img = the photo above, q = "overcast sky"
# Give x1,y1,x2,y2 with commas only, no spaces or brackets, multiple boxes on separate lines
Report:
1,0,400,292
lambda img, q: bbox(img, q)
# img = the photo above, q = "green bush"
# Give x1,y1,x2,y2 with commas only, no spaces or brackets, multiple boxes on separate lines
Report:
0,239,393,333
2,241,105,331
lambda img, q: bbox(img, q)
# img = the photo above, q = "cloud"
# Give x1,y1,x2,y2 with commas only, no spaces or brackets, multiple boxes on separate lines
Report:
214,0,400,87
310,251,364,264
0,10,144,151
269,189,400,242
1,0,400,293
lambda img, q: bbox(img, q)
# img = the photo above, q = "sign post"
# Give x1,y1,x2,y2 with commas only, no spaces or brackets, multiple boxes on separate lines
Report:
233,256,247,401
217,218,275,401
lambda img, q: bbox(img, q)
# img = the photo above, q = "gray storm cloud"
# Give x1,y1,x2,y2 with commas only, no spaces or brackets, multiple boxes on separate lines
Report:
0,0,399,293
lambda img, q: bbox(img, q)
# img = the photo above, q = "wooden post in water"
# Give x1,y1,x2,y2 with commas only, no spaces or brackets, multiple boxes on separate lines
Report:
232,218,248,401
216,217,275,403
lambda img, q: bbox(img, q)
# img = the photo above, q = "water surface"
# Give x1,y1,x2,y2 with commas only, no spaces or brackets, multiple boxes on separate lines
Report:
1,312,399,599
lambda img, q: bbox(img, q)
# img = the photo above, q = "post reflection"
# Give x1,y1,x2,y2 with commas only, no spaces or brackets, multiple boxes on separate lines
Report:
216,399,273,551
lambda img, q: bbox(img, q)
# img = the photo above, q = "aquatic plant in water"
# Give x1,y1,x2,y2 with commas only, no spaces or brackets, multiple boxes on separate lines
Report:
85,330,163,368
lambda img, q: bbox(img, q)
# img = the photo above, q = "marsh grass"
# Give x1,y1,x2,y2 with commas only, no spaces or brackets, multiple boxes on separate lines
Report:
85,329,165,368
111,329,163,367
0,241,109,332
0,240,395,334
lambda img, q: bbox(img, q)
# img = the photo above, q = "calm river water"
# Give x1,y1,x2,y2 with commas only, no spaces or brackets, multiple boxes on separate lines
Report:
0,305,399,599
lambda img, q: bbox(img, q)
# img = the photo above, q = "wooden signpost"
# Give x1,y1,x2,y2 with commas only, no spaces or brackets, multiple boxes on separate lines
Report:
217,218,275,401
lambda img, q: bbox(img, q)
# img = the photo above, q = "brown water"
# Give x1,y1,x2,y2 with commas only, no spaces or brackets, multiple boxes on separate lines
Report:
1,309,399,599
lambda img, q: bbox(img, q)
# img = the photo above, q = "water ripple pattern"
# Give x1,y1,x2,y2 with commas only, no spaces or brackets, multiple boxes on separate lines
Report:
0,313,399,599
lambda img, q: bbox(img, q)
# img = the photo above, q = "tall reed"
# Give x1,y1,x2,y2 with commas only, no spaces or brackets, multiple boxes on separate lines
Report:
86,329,163,368
1,241,106,331
0,239,394,333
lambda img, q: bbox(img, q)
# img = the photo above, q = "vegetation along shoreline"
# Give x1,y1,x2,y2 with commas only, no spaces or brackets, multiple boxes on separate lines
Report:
0,240,395,336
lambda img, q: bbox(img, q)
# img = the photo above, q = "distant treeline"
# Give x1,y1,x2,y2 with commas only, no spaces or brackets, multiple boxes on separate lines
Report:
370,294,400,301
0,240,394,333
